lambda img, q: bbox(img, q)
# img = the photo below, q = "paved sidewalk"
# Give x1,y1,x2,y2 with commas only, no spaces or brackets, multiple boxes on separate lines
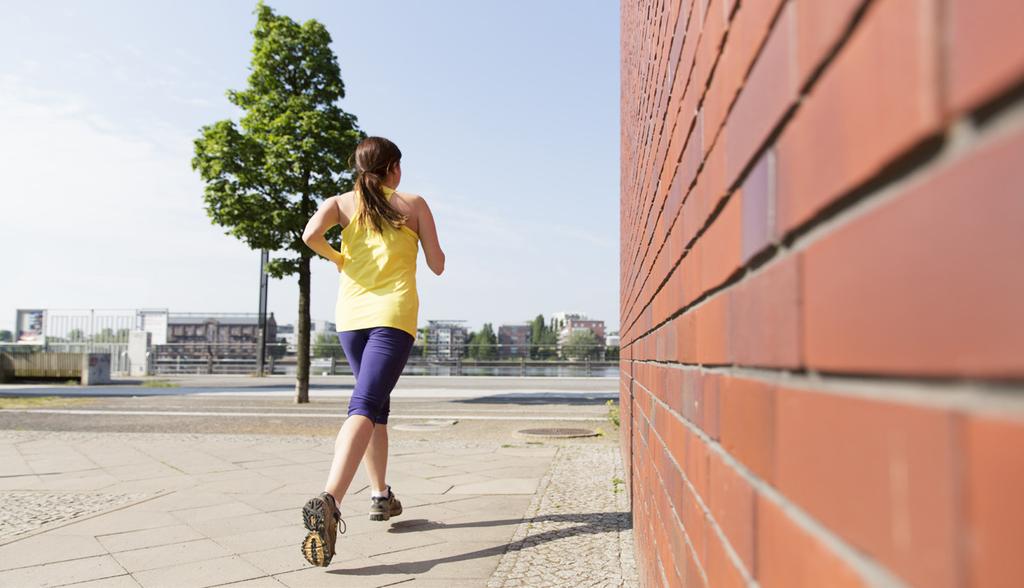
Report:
0,430,636,587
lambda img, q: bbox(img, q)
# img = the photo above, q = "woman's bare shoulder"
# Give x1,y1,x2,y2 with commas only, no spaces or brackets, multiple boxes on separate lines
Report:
395,191,424,202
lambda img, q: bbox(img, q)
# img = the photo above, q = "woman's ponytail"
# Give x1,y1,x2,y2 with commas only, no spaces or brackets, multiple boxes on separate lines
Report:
351,137,407,236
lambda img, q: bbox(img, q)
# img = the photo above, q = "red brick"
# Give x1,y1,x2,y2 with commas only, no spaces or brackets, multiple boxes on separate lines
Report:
775,0,941,235
729,253,801,368
802,127,1024,377
706,527,749,588
756,494,868,588
681,481,709,571
703,0,785,142
658,436,687,515
964,414,1024,588
694,293,729,365
947,0,1024,114
739,149,774,261
685,540,708,587
698,194,742,292
775,387,960,588
718,376,775,482
675,312,697,363
681,369,703,425
724,1,798,186
794,0,865,83
694,0,728,99
707,450,755,571
701,372,720,440
686,426,711,501
666,0,694,92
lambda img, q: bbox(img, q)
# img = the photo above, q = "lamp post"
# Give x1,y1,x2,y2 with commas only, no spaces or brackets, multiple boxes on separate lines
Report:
256,250,269,376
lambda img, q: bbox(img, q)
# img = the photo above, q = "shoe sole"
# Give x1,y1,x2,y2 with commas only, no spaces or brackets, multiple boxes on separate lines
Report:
301,496,333,567
369,500,403,522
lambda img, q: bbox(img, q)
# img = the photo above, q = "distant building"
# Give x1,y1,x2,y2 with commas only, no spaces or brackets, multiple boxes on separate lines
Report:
424,320,468,359
167,312,277,345
276,319,336,351
548,312,588,332
606,331,620,348
497,324,531,359
559,318,607,347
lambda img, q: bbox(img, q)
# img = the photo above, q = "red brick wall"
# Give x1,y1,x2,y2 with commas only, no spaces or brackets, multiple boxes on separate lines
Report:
618,1,1024,586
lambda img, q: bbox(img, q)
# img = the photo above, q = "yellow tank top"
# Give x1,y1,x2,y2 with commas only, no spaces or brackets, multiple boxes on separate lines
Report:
334,185,419,338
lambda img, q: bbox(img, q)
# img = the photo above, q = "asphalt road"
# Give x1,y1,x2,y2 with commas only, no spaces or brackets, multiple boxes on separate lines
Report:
0,376,622,442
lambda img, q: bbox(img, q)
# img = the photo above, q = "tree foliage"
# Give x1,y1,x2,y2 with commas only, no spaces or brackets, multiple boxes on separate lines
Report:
562,329,600,360
191,1,363,278
311,331,341,358
467,323,497,360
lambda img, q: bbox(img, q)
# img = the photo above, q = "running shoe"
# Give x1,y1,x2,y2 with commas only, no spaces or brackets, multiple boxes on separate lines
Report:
369,486,403,521
301,491,345,566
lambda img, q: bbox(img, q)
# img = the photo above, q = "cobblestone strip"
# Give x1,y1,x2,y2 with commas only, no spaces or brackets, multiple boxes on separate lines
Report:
487,443,638,588
0,491,150,541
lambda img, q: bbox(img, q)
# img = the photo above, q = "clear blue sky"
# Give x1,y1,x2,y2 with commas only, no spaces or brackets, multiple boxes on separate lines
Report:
0,0,620,335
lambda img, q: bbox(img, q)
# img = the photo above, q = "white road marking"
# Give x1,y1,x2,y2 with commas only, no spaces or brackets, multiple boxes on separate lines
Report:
0,408,605,421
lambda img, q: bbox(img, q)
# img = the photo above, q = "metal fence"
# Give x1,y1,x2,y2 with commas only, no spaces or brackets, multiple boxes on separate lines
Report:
0,341,620,378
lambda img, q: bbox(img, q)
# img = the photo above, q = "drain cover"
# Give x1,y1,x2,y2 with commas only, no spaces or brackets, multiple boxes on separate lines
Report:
392,419,458,432
516,427,598,439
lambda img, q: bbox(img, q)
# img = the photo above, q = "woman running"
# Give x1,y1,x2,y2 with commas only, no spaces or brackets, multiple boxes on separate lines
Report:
298,136,446,567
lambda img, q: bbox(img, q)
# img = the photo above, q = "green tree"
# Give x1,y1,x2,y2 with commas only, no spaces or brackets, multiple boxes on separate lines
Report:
92,328,129,343
477,323,497,360
529,314,545,359
605,345,620,360
417,327,429,357
192,2,362,403
562,329,599,360
311,331,341,358
0,330,11,342
466,323,497,360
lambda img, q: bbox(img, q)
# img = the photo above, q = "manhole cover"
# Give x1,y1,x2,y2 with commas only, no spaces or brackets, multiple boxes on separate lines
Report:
516,427,598,439
392,419,458,432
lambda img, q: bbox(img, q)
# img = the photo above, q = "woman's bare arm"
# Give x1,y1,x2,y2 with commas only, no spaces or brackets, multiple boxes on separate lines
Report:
302,196,345,270
415,196,445,275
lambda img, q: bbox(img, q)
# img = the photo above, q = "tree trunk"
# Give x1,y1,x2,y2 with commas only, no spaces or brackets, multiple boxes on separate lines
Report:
295,252,311,403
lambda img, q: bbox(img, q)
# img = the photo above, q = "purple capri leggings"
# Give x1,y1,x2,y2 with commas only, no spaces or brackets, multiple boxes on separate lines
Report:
337,326,415,425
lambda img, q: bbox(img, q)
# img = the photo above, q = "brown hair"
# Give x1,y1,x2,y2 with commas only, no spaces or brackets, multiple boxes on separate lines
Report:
350,136,407,235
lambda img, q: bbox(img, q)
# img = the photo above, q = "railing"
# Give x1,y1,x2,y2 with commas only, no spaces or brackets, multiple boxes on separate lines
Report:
0,341,620,378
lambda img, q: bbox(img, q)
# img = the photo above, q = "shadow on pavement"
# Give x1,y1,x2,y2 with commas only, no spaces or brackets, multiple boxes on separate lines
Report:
329,511,632,576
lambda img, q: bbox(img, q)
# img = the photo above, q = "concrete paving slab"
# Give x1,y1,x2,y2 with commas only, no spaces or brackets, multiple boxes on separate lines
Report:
447,478,540,495
65,573,143,587
0,428,634,587
274,556,413,587
0,554,125,586
372,539,509,579
213,524,298,554
0,532,107,570
95,523,206,553
111,537,232,572
189,512,294,538
170,500,261,523
131,554,265,588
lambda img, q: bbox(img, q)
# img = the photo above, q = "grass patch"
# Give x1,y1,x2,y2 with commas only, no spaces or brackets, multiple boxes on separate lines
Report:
606,399,620,429
141,379,178,388
612,476,625,494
